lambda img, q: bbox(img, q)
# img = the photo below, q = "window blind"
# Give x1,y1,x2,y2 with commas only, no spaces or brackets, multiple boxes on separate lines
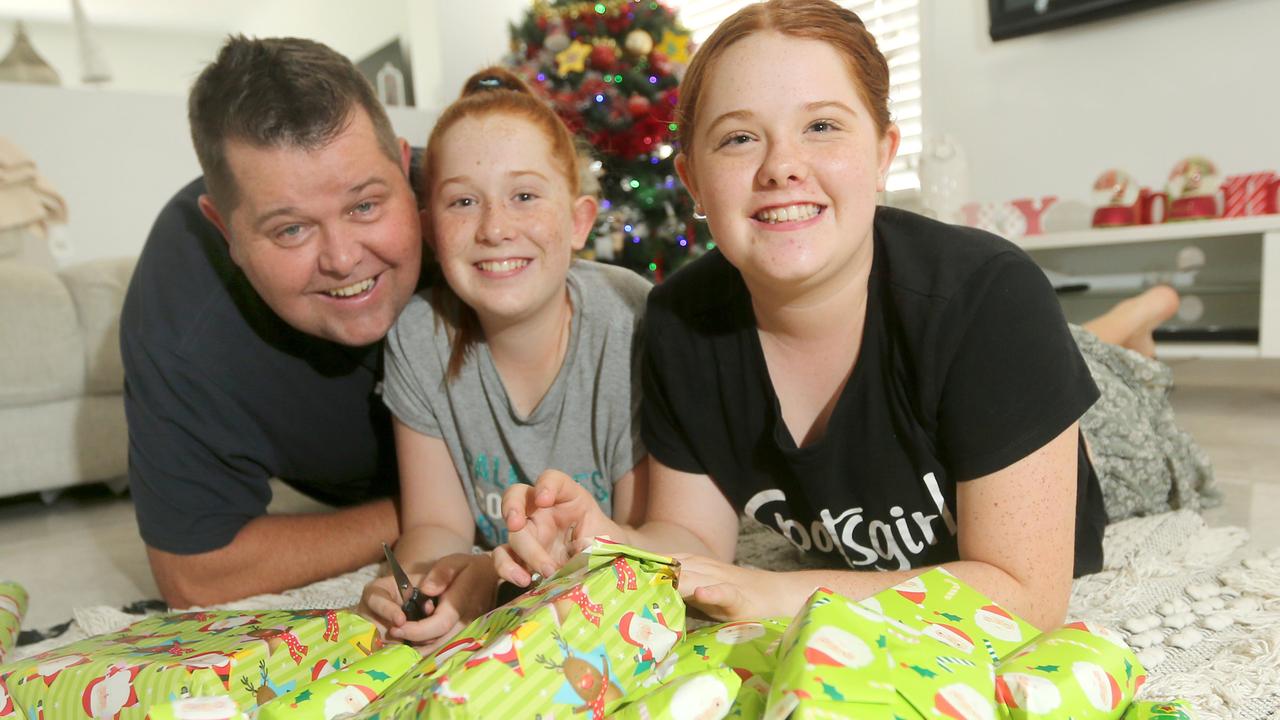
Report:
667,0,921,192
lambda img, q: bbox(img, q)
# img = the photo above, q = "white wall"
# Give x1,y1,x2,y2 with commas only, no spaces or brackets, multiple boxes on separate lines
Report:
920,0,1280,205
237,0,409,71
427,0,530,109
0,83,437,266
1,83,196,264
1,19,224,94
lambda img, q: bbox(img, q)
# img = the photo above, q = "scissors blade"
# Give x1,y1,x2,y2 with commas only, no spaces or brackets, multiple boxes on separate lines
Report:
381,542,414,604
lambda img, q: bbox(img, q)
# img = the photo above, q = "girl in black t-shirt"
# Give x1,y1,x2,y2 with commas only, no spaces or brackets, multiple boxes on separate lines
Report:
494,0,1205,631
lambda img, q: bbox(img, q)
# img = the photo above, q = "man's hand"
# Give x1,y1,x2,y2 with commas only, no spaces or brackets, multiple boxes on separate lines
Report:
674,555,781,623
494,470,620,586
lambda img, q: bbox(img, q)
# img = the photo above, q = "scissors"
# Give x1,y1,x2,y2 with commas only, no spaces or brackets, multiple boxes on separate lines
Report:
381,542,436,622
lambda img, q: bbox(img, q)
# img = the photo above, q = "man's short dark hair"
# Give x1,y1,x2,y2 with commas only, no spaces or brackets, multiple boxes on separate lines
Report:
189,35,400,213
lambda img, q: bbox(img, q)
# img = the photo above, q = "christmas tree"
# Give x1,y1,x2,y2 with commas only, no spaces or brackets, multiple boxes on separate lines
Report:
506,0,701,279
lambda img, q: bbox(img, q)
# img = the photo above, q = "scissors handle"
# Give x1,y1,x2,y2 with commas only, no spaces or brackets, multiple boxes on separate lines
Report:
400,587,433,622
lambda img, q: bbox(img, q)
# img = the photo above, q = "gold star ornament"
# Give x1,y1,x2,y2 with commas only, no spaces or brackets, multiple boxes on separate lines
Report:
657,29,691,64
556,39,592,76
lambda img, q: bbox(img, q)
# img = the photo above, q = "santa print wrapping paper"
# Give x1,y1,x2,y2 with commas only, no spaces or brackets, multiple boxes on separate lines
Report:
351,539,687,719
762,568,1163,720
0,583,27,666
336,549,1188,720
0,608,379,720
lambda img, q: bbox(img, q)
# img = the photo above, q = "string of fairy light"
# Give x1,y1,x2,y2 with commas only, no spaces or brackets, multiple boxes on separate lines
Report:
508,0,707,279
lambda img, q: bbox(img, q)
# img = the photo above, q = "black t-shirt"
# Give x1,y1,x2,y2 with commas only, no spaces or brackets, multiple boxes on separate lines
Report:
121,178,399,555
642,207,1106,577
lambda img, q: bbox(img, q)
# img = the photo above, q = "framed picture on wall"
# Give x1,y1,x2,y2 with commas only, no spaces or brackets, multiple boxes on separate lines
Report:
356,38,415,108
989,0,1198,41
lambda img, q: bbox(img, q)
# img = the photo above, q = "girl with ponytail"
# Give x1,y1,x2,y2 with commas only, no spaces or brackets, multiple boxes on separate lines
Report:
360,67,650,650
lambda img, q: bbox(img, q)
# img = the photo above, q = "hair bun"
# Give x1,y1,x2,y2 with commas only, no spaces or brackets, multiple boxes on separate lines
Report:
461,66,532,98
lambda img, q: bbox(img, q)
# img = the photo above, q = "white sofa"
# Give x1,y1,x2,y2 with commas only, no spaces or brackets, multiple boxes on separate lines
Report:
0,253,136,500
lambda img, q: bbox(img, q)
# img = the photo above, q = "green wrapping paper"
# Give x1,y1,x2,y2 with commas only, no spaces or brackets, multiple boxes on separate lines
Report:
1121,700,1197,719
354,538,685,719
144,695,248,719
257,644,420,719
666,619,789,715
765,589,897,719
0,677,25,720
607,667,743,719
758,569,1171,720
0,609,379,720
996,621,1147,719
0,583,27,665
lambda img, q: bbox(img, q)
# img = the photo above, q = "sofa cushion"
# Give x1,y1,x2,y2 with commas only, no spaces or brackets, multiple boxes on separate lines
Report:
59,257,136,395
0,260,85,404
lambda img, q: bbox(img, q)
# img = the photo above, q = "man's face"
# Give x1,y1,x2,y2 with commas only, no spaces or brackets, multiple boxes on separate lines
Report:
200,108,422,347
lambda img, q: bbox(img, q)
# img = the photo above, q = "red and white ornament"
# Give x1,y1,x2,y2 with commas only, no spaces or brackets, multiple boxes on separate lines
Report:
1166,155,1222,221
1092,168,1140,208
1221,171,1280,217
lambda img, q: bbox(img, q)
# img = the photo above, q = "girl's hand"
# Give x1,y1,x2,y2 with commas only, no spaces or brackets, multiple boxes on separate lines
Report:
387,553,500,653
674,554,782,622
358,572,434,639
495,470,619,585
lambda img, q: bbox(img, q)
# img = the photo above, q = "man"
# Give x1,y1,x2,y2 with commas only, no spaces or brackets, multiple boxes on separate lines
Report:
121,36,423,607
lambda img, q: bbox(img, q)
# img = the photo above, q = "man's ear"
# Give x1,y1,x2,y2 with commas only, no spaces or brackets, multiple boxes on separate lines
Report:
397,137,412,176
674,153,699,210
570,195,600,252
198,194,243,266
197,194,231,241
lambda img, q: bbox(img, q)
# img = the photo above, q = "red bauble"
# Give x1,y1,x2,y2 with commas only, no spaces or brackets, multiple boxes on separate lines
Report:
581,76,608,97
649,51,672,76
605,12,632,34
554,91,581,111
590,44,618,72
627,94,652,118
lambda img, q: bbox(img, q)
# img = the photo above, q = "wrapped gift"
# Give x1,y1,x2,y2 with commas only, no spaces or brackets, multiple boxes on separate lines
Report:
761,569,1173,720
997,621,1146,718
1121,699,1197,719
257,644,419,719
144,695,248,719
1221,172,1278,218
664,618,789,716
608,667,742,720
353,538,684,719
0,609,378,720
0,676,26,720
0,583,26,665
765,588,901,719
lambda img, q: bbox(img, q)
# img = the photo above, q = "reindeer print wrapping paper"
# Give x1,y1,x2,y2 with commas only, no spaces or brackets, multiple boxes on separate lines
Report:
351,538,686,719
0,608,379,720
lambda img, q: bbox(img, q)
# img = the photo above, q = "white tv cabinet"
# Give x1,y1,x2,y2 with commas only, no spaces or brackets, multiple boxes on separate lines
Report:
1012,216,1280,359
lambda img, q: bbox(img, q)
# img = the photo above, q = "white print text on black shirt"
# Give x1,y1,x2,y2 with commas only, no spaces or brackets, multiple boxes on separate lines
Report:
743,473,957,571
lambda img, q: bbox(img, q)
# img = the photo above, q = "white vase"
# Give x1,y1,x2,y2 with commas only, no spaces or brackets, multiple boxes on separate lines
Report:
918,134,970,225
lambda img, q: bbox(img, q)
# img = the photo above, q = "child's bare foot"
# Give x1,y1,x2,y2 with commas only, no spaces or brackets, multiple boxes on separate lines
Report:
1083,285,1180,359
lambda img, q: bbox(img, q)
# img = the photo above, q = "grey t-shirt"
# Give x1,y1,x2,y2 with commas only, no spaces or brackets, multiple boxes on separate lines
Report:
382,260,651,547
